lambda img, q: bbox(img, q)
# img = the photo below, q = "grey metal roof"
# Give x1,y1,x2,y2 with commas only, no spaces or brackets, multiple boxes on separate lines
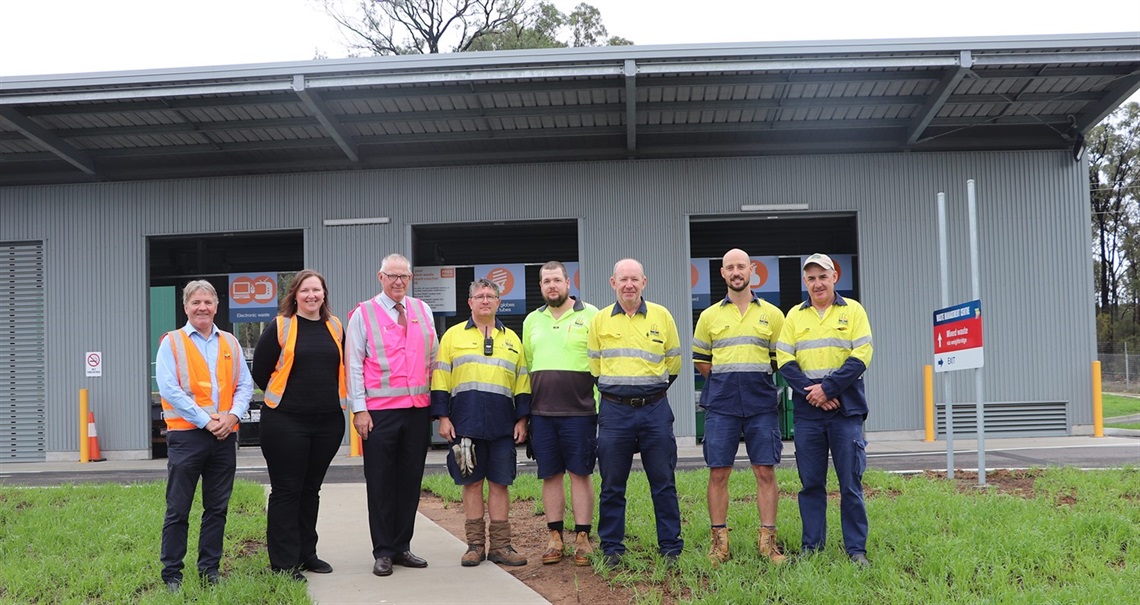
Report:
2,32,1138,187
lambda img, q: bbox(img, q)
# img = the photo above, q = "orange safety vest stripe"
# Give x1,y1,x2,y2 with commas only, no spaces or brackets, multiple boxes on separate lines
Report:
160,329,239,431
263,315,347,409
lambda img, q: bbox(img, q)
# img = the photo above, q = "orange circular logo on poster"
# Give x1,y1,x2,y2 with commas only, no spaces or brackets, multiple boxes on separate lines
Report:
750,259,769,289
230,275,276,304
486,267,515,296
833,259,843,282
690,263,699,287
573,268,580,291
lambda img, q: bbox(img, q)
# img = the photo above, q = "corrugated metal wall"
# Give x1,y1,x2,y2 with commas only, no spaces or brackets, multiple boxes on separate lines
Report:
0,150,1094,458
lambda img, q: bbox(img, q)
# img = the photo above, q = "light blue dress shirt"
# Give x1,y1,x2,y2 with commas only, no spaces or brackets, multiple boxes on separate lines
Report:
155,323,254,429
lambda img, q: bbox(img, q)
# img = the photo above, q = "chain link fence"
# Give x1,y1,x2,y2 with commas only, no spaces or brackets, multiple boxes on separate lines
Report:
1098,343,1139,393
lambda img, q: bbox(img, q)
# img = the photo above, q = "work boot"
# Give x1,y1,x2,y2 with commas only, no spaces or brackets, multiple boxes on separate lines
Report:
572,531,593,567
461,518,486,567
487,520,528,566
758,527,787,564
542,529,564,565
707,526,731,565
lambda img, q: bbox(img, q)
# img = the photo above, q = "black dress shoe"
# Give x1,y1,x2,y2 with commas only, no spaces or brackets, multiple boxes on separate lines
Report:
393,551,428,568
300,557,333,573
164,579,181,593
373,556,393,576
271,566,307,582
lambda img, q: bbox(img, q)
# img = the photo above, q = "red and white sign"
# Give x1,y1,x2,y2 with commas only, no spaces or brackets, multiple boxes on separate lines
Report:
85,351,102,377
933,299,983,373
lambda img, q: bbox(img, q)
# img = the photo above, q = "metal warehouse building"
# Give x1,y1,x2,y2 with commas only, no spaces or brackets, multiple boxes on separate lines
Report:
3,33,1139,462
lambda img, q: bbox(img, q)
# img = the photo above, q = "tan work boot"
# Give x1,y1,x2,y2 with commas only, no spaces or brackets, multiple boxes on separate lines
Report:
707,526,731,565
542,529,564,565
758,527,787,564
572,531,593,567
487,520,528,566
461,518,486,567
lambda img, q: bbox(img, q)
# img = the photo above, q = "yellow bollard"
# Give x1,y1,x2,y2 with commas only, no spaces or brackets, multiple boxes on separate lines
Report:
1092,361,1103,438
79,388,90,463
349,412,362,457
923,365,934,442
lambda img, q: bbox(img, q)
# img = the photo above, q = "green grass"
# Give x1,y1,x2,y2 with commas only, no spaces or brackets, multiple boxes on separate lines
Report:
1102,393,1140,419
426,467,1140,605
0,480,308,605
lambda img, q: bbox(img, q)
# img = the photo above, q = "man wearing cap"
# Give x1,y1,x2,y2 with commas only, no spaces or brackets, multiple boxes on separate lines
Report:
776,253,873,567
588,258,683,568
693,248,786,566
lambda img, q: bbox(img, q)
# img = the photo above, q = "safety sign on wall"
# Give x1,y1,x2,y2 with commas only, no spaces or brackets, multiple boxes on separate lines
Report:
564,261,581,300
933,299,984,373
85,351,102,377
475,264,526,315
228,273,278,322
691,259,712,308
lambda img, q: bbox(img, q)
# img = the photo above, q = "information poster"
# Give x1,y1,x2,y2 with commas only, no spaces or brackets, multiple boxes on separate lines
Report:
564,261,581,300
475,264,526,315
228,273,278,322
749,256,780,305
413,266,457,316
691,259,711,308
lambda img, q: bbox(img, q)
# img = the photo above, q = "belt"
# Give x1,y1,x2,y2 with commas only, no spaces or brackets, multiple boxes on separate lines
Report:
601,391,667,408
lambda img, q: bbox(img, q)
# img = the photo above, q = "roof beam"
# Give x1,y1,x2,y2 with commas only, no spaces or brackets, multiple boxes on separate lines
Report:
1073,70,1140,131
292,75,358,162
907,51,973,145
0,107,97,175
625,60,637,152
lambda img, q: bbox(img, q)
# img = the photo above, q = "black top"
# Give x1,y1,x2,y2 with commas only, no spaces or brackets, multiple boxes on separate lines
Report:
251,317,342,414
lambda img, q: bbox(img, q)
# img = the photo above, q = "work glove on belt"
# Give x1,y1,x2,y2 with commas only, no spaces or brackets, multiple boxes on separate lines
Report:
452,437,477,477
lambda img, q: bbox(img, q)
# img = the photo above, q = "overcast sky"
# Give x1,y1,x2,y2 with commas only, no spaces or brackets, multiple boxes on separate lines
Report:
1,0,1137,77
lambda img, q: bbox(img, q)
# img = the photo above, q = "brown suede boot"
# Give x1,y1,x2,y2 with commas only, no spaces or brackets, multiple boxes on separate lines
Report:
572,531,594,567
487,520,528,566
707,526,731,565
542,529,564,565
758,527,787,564
461,518,486,567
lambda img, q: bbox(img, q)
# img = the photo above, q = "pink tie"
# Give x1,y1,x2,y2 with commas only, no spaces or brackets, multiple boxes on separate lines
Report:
395,302,407,328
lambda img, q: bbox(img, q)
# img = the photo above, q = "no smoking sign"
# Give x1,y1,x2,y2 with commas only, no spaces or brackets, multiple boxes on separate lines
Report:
86,351,103,377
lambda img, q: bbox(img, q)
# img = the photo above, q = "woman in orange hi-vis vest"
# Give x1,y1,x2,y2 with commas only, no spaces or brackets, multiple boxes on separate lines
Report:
251,269,347,581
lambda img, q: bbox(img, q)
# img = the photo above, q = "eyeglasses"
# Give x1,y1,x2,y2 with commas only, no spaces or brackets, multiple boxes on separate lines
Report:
382,273,412,282
471,294,500,301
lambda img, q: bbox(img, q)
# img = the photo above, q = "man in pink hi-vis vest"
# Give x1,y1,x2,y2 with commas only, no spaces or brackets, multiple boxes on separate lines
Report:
346,253,439,578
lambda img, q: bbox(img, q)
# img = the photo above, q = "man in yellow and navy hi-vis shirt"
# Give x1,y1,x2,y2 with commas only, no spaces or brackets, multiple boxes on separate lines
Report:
522,261,599,567
776,253,873,567
693,248,786,566
588,258,683,568
432,278,531,568
155,280,253,592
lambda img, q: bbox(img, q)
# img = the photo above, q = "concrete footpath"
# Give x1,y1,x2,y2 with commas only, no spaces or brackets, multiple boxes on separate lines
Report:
307,483,547,605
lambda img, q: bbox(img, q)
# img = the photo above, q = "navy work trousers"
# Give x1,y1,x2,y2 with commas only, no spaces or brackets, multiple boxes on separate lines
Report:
596,397,683,557
794,413,868,555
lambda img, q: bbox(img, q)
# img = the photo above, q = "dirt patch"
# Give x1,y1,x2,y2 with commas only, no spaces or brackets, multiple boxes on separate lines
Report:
418,494,658,605
920,468,1043,497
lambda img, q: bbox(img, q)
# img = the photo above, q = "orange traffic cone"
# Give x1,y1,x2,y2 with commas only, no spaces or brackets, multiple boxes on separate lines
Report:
87,411,106,462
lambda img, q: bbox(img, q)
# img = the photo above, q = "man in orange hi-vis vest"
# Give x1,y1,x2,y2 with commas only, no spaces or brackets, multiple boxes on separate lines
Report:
155,280,253,593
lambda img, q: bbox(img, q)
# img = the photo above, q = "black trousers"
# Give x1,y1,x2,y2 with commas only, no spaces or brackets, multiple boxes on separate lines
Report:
161,429,237,582
362,406,431,559
260,408,346,569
